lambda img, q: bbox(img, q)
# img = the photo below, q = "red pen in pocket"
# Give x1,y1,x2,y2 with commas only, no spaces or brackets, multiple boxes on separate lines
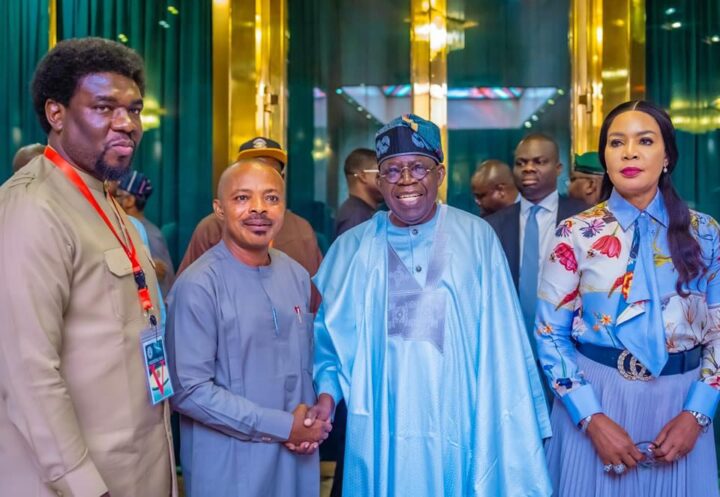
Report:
294,306,302,323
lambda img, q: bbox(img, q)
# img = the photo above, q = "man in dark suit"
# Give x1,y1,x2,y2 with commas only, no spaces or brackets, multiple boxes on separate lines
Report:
486,134,586,335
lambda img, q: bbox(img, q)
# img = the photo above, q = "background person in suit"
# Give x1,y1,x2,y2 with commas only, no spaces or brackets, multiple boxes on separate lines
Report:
486,134,586,336
486,134,585,408
470,159,519,217
334,148,383,239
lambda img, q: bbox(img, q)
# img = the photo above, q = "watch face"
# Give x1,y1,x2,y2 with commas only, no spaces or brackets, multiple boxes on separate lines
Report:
693,412,711,427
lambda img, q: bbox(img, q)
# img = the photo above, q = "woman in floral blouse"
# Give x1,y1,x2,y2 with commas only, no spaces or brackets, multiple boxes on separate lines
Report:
535,100,719,497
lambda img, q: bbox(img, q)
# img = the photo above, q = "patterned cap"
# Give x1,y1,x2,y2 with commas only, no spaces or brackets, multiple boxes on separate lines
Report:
237,136,287,170
118,170,153,199
574,152,604,175
374,114,444,165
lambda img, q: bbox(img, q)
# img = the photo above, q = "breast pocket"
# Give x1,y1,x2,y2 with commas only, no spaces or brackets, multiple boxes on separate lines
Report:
104,247,135,321
294,312,316,404
141,244,156,269
295,312,315,373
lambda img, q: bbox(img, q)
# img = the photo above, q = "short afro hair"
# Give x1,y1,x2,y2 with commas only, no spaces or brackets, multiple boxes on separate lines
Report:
31,37,145,134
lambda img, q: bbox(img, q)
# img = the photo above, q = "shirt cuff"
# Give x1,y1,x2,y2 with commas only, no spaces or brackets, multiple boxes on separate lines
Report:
50,454,107,497
562,384,603,425
683,381,720,418
315,374,343,407
254,408,294,442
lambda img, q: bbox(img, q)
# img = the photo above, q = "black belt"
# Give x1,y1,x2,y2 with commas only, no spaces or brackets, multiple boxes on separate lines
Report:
577,342,702,381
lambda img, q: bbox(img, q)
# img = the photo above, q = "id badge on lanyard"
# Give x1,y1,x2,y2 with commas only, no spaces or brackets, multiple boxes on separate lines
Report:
44,146,175,404
140,326,174,405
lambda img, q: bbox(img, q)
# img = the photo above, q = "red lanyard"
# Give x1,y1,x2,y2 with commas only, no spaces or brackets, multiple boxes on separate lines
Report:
44,146,156,321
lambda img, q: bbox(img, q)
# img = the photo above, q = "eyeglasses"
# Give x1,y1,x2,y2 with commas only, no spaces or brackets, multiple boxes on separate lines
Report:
378,164,436,184
353,169,380,179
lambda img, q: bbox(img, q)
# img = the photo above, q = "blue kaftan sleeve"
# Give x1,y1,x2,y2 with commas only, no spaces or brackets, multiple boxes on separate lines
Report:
312,230,362,407
167,277,294,442
535,222,603,425
312,224,372,409
683,215,720,418
490,232,553,439
472,222,552,496
313,301,344,406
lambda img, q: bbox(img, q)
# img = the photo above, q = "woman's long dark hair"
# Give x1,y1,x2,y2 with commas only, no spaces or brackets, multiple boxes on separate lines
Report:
597,100,705,295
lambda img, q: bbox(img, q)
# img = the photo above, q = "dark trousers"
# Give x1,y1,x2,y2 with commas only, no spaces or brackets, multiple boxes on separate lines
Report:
320,400,347,496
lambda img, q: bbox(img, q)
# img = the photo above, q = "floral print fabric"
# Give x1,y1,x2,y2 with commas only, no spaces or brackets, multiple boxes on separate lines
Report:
535,189,720,423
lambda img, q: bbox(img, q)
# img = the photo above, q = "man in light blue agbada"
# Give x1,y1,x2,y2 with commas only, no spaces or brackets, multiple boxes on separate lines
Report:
307,114,552,497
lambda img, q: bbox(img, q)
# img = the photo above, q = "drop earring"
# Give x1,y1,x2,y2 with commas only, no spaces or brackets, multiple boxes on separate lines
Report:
663,165,668,174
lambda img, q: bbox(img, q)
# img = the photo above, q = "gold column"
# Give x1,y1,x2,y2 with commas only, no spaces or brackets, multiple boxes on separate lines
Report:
410,0,448,202
212,0,287,191
570,0,645,156
48,0,57,49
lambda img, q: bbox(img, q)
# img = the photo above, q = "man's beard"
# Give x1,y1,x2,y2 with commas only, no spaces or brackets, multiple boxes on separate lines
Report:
95,147,134,181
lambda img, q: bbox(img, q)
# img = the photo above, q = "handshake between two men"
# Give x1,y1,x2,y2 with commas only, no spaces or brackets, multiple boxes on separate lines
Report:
286,393,336,454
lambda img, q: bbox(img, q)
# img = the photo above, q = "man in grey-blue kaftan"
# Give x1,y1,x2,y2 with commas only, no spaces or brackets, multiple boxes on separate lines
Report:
167,160,331,497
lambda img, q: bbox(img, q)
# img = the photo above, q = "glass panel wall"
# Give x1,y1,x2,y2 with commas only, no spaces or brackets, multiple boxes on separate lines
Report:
288,0,409,250
288,0,571,247
647,0,720,219
446,0,571,214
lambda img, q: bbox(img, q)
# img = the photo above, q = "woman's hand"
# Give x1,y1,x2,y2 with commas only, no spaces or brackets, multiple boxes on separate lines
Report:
652,411,702,463
586,413,644,472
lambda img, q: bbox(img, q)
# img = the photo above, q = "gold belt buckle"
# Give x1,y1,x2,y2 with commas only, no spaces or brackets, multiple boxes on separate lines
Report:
617,350,652,381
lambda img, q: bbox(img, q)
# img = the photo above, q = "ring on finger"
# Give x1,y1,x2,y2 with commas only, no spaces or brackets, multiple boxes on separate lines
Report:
613,463,626,475
602,464,613,473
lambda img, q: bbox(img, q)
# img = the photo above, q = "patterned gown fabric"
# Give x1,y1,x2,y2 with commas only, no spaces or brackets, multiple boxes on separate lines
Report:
386,208,447,353
535,189,720,422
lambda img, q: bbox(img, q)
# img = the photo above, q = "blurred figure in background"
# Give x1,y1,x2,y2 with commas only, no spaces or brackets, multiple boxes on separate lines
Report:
11,143,45,173
568,151,604,206
470,159,519,217
335,148,383,238
115,169,176,296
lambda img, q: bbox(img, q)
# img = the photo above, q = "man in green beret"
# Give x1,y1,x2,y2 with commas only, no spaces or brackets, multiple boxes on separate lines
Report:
568,151,604,206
